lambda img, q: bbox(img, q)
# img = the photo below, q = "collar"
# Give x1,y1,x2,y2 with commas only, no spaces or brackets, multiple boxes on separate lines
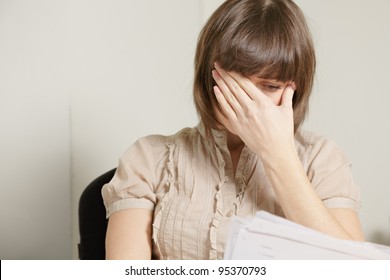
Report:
196,122,228,148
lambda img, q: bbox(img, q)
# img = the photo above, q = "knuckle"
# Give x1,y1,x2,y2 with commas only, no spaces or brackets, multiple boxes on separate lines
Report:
244,108,256,119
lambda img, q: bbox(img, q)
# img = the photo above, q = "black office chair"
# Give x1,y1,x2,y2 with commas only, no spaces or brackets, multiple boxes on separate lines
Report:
78,168,116,260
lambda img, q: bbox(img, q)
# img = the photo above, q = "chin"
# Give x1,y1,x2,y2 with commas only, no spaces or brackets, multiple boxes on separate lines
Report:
214,110,238,135
219,122,238,136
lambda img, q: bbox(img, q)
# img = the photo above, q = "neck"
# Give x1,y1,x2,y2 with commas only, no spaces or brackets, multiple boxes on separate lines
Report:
226,131,245,153
225,131,245,175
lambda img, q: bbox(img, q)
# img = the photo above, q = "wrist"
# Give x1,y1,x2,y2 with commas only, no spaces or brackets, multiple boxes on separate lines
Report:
256,140,297,167
261,147,309,201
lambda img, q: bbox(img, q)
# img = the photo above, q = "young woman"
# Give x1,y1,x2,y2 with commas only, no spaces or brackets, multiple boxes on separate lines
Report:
102,0,365,260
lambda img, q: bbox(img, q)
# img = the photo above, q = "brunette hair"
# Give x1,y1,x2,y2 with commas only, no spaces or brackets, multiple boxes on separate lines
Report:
194,0,316,135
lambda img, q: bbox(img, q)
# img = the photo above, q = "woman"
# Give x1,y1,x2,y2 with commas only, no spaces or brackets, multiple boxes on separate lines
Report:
102,0,365,260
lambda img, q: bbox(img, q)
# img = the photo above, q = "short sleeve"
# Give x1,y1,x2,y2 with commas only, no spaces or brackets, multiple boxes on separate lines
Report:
102,137,164,218
304,135,361,212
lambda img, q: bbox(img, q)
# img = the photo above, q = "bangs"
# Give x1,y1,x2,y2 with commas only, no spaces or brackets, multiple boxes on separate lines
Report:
216,4,300,82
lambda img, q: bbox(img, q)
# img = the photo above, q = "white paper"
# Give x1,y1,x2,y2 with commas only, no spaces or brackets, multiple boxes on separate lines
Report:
224,211,390,260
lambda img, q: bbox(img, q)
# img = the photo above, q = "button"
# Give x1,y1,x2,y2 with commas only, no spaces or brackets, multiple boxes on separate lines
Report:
236,177,245,185
226,210,233,217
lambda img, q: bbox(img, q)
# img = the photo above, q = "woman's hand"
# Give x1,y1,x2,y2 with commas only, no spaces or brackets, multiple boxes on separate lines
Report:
212,63,296,159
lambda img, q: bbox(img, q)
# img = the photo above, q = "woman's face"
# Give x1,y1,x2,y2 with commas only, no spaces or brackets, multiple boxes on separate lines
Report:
215,77,291,136
249,77,290,105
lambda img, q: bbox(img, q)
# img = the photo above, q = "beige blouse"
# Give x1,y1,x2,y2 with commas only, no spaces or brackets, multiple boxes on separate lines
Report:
102,123,360,260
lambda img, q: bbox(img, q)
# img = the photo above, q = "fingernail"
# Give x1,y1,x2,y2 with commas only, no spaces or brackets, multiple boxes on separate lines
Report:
287,82,296,91
291,82,297,90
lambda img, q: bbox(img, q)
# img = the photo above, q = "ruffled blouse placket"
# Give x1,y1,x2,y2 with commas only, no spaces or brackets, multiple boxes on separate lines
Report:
208,129,254,259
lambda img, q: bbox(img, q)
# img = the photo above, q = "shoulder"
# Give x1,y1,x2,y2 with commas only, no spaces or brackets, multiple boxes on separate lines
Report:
295,131,360,211
134,126,200,147
294,129,350,166
295,129,335,148
124,126,201,159
115,126,201,183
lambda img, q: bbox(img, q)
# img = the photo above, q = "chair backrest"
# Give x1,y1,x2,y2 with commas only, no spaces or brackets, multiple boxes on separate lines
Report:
78,168,116,260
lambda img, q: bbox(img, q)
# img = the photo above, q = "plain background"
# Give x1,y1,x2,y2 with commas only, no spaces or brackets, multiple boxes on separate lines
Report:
0,0,389,259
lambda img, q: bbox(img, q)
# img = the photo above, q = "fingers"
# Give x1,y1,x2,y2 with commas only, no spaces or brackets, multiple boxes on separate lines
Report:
212,62,296,113
281,83,296,108
226,71,268,103
213,85,237,119
213,63,255,106
212,70,241,116
214,63,272,106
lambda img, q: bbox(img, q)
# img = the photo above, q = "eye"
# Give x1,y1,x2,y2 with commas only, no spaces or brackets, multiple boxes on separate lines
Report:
261,83,282,92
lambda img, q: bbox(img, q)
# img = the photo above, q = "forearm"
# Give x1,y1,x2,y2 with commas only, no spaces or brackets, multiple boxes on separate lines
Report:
261,146,355,240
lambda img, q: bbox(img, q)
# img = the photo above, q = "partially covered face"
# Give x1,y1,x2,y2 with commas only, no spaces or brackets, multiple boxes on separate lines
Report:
214,76,292,136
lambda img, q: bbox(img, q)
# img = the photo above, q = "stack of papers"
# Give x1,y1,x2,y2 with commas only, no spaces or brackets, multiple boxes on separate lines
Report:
224,211,390,259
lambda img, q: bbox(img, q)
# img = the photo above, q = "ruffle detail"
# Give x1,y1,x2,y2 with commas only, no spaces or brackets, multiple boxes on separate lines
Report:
152,142,176,259
209,144,227,259
209,180,225,259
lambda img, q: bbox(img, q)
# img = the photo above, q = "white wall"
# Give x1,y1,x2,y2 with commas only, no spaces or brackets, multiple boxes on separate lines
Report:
0,0,201,260
1,0,389,259
0,0,71,259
